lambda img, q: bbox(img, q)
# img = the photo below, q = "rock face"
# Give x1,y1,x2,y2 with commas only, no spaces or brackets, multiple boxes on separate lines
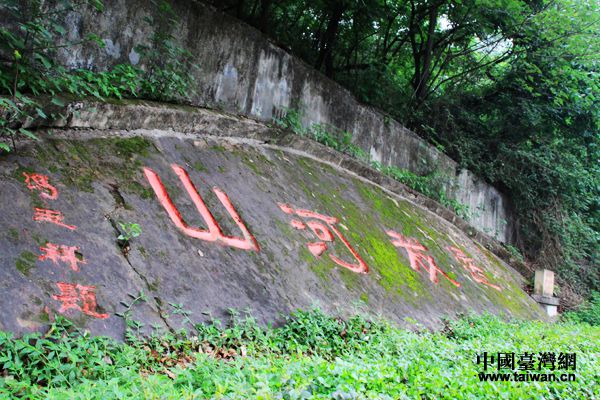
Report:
0,104,544,339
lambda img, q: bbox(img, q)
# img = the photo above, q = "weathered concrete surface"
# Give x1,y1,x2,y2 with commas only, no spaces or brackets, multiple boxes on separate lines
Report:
7,0,516,243
0,110,544,339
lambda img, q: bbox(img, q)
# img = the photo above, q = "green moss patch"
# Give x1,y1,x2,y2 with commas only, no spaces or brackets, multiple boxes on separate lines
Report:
7,228,19,243
285,157,536,315
15,251,37,277
113,137,152,158
26,137,157,198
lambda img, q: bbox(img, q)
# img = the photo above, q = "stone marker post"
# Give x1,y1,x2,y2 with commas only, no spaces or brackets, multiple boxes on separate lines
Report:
532,269,560,317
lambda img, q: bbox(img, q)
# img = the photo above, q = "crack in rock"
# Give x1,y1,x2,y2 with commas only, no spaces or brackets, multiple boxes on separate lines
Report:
105,185,175,334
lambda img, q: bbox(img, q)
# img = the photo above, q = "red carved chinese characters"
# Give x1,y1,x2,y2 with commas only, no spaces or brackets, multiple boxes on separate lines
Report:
20,171,109,320
33,208,77,230
279,203,369,274
39,243,86,272
143,164,260,251
52,283,108,319
387,230,460,287
446,246,501,291
23,172,59,200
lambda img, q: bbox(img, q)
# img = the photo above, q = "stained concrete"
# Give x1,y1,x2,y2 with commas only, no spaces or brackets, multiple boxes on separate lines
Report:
0,110,545,339
0,0,515,243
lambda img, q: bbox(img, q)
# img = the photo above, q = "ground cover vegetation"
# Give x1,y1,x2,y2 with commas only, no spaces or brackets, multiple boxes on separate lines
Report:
0,0,597,305
0,307,598,399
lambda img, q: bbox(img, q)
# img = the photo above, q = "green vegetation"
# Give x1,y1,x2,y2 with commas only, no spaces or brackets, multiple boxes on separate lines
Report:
117,222,142,243
0,0,198,151
113,137,152,158
7,228,19,243
274,108,367,161
14,251,37,277
563,292,600,326
0,309,598,399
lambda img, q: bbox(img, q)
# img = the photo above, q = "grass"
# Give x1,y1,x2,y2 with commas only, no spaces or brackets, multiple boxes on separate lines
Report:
0,309,598,399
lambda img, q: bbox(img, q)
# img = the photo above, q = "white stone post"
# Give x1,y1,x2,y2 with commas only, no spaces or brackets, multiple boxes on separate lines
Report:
532,269,559,317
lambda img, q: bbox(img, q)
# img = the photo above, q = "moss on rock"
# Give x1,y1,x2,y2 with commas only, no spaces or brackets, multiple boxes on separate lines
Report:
15,251,37,277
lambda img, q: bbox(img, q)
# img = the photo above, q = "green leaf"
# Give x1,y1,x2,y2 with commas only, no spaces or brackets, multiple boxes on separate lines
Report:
85,33,104,47
90,0,105,12
18,128,39,140
50,98,65,107
36,108,47,119
0,143,10,152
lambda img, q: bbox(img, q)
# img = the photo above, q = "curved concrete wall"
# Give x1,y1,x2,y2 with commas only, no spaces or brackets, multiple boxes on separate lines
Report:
20,0,514,242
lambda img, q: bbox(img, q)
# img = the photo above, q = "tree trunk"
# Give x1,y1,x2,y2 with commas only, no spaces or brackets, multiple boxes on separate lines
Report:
256,0,273,33
315,1,346,77
413,4,439,104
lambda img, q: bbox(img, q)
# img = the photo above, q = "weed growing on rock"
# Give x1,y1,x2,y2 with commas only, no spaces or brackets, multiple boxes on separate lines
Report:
117,222,142,245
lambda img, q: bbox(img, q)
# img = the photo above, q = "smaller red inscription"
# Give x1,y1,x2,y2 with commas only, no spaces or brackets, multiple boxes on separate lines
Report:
32,208,76,230
446,246,501,291
279,203,369,274
387,230,460,287
39,243,86,272
52,283,108,319
23,172,58,200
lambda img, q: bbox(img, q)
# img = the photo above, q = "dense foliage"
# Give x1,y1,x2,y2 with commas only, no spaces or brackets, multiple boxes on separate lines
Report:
0,309,598,398
208,0,599,300
563,291,600,326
